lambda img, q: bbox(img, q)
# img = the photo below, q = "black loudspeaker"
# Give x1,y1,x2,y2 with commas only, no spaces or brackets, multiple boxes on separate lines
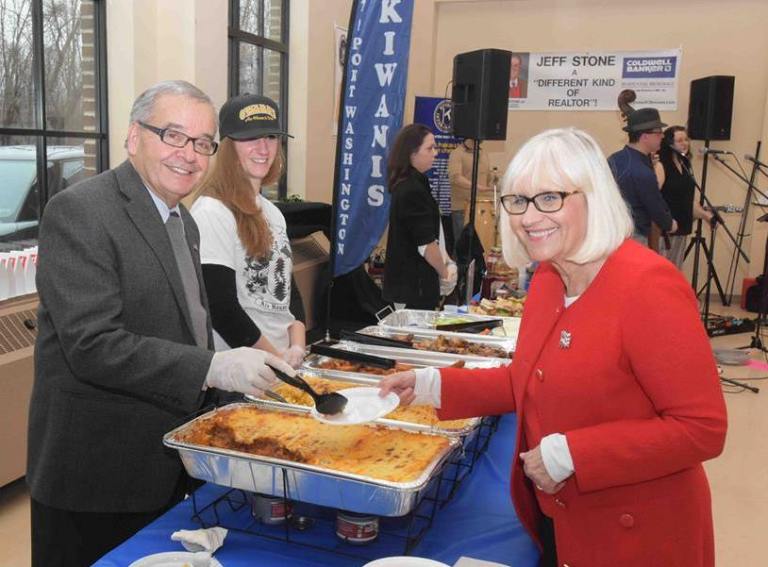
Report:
451,49,511,140
687,75,735,140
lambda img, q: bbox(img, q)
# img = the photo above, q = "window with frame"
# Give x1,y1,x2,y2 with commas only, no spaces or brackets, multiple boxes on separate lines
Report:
228,0,289,200
0,0,108,247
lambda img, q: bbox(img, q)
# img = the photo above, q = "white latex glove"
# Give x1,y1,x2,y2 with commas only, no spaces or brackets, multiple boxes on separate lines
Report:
282,344,306,369
440,261,458,296
205,347,292,396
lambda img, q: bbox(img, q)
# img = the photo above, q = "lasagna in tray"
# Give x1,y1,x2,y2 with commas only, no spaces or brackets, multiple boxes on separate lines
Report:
268,375,472,431
176,405,450,483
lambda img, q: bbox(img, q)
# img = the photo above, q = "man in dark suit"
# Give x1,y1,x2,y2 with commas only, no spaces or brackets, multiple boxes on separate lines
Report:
27,80,294,567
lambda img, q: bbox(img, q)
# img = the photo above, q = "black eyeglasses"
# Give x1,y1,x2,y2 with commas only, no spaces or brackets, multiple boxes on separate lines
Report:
500,190,582,215
138,121,218,156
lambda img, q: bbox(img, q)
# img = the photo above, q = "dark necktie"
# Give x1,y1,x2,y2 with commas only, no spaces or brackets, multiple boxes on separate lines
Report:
165,212,208,347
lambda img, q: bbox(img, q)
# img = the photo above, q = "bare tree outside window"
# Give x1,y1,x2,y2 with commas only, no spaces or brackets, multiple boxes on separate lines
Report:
230,0,288,200
0,0,34,129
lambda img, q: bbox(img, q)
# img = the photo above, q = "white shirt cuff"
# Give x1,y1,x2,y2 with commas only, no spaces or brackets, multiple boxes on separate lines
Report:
417,244,427,256
540,433,575,483
413,367,442,408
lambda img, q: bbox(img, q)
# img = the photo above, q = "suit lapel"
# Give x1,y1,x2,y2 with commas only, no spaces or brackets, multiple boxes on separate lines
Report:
114,161,198,344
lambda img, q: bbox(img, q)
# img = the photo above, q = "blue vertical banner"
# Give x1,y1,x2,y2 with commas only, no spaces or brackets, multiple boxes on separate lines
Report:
331,0,415,277
413,96,460,215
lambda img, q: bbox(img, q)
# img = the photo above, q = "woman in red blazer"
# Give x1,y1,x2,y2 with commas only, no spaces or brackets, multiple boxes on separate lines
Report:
380,128,727,567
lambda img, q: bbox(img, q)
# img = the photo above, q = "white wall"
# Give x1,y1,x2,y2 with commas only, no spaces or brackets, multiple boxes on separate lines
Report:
105,0,768,284
106,0,228,167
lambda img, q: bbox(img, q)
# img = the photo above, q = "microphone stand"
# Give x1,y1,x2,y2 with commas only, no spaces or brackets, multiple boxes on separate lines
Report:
724,141,762,303
680,150,729,312
691,153,751,264
693,153,763,394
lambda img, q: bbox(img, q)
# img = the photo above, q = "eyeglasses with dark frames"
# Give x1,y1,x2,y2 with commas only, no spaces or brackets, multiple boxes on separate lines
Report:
500,190,582,215
137,121,218,156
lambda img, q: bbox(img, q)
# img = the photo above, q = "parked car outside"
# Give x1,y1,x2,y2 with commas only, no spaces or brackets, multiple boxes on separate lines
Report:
0,145,86,242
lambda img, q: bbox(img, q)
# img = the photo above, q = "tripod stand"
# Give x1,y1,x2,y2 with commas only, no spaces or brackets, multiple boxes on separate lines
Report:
684,206,725,323
724,141,762,303
738,156,768,358
680,147,748,323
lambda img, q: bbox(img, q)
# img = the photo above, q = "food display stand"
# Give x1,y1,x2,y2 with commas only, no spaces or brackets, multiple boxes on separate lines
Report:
93,415,538,567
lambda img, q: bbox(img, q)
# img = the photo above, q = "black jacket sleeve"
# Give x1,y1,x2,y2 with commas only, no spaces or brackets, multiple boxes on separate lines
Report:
201,263,262,348
289,275,306,324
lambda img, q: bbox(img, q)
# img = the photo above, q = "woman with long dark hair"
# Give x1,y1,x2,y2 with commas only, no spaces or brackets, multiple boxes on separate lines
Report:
383,123,456,309
658,125,714,267
191,94,306,368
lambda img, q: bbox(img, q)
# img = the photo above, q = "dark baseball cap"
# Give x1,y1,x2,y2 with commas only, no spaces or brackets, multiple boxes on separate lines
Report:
219,93,293,140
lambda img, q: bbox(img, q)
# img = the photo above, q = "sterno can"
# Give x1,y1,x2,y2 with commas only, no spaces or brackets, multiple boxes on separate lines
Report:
249,493,292,525
335,511,379,544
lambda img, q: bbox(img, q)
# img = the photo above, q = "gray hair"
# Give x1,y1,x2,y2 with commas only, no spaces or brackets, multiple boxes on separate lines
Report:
129,80,214,124
499,128,633,267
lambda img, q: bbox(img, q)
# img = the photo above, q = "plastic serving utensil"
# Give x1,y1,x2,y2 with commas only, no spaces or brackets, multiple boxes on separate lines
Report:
266,363,348,415
309,343,397,369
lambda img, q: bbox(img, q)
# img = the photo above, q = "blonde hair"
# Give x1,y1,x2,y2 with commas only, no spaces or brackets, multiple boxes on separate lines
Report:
194,137,284,259
499,128,633,267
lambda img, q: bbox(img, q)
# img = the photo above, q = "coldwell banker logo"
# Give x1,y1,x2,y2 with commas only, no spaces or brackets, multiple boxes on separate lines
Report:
622,56,677,79
433,100,452,133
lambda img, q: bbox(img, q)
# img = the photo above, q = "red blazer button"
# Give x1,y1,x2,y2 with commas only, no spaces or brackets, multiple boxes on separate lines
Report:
535,368,544,381
555,498,567,508
619,513,635,528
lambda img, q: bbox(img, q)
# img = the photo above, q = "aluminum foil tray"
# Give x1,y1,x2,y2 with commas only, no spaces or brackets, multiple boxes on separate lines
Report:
164,402,460,517
377,308,521,339
356,326,515,358
302,344,508,383
248,374,480,438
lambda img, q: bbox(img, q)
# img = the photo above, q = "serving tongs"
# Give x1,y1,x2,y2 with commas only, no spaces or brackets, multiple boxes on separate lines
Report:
435,318,504,334
266,363,348,415
310,343,397,370
339,329,413,349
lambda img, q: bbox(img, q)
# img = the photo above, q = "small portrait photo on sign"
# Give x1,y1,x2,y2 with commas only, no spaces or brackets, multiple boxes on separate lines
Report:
509,52,530,99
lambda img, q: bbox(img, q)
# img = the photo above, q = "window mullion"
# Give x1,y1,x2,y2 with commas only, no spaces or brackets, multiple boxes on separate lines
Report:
30,0,50,207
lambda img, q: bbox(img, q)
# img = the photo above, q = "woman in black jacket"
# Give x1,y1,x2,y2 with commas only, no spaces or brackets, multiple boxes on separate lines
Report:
383,124,456,309
658,125,713,267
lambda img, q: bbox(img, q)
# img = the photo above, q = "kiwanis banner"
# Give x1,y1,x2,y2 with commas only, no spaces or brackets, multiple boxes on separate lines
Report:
413,96,459,215
508,49,682,111
332,0,415,277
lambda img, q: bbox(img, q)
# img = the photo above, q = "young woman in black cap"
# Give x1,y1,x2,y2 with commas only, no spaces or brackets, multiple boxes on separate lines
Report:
191,94,306,368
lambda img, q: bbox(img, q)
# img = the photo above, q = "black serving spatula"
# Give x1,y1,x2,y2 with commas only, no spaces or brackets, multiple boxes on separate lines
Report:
435,318,504,333
339,329,414,349
266,363,347,415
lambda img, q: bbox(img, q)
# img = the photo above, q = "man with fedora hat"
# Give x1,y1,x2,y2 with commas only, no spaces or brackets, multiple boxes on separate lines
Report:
608,106,677,246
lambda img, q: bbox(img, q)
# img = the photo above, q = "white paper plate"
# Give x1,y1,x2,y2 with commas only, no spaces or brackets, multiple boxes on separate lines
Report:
128,551,223,567
310,387,399,425
713,348,751,366
363,557,450,567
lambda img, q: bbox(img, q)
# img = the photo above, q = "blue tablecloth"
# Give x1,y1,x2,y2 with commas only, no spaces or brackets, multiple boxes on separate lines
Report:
94,415,538,567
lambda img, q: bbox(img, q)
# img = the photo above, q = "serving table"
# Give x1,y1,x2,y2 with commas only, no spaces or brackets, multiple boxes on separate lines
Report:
93,414,538,567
